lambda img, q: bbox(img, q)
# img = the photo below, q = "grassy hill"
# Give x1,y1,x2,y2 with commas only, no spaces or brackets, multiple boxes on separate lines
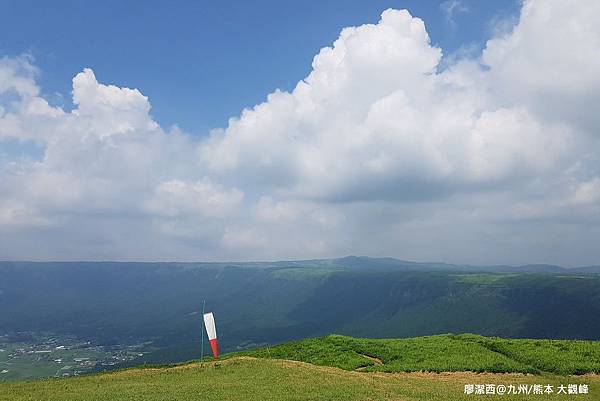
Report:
2,334,600,401
240,334,600,375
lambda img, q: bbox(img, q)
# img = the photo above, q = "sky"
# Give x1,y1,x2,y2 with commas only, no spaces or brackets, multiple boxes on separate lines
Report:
1,0,599,265
1,0,520,133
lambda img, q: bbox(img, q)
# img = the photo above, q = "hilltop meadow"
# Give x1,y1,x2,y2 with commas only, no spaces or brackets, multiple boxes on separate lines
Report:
2,334,600,401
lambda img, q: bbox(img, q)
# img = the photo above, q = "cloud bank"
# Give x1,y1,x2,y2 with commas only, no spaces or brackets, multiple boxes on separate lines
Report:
1,0,599,264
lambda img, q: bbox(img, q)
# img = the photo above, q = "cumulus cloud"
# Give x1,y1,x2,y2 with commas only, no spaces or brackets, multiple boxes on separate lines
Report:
199,3,584,206
1,0,599,264
0,57,244,259
145,179,244,218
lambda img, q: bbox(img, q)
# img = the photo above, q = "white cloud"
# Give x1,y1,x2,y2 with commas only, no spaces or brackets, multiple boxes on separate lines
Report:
440,0,469,28
222,227,268,251
256,197,302,222
145,178,244,218
482,0,600,132
0,55,39,97
199,5,581,205
1,0,599,265
0,57,243,259
72,68,158,137
571,179,600,206
0,200,50,229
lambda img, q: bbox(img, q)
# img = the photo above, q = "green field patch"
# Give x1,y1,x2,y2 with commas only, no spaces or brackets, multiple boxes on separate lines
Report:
237,336,369,370
462,335,600,375
243,334,540,374
241,334,600,375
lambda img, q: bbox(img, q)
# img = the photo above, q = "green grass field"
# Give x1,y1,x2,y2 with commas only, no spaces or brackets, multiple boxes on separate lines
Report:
2,334,600,401
241,334,600,375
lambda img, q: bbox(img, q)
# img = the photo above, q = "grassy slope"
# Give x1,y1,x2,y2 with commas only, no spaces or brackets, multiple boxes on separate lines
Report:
241,334,600,375
2,334,600,401
1,358,599,401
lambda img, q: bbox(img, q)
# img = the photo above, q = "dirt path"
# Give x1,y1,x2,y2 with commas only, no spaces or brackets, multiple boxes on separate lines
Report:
355,354,383,371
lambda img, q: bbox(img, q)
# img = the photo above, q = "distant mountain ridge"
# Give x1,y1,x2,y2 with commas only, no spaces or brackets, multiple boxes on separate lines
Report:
329,256,600,274
3,255,599,274
179,255,600,274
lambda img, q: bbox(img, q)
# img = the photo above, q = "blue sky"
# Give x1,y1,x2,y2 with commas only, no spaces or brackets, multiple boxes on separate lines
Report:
1,0,520,134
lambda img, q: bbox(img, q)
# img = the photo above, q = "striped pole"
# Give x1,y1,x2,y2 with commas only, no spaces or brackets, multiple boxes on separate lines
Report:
200,299,206,366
